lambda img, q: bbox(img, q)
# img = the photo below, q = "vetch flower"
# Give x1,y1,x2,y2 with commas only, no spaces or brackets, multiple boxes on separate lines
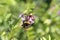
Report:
19,14,23,18
57,10,60,15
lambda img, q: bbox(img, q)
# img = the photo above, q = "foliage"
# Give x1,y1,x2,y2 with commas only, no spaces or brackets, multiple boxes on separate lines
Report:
0,0,60,40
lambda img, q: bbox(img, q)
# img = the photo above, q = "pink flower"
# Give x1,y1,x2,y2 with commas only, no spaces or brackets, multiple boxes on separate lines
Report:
19,13,23,18
57,10,60,15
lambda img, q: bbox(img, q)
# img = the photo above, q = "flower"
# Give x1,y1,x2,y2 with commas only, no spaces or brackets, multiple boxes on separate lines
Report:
57,10,60,15
19,14,23,18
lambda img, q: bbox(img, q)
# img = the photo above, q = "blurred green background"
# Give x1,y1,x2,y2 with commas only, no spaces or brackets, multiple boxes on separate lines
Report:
0,0,60,40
